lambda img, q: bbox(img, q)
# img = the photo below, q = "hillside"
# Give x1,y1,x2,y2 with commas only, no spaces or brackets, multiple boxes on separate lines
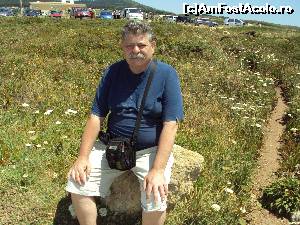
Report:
0,18,299,224
0,0,170,13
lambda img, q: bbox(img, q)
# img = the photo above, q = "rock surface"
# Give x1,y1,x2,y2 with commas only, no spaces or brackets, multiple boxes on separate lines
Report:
105,144,205,214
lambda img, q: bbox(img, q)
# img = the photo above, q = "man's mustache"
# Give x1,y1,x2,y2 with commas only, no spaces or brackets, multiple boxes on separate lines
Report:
129,53,145,59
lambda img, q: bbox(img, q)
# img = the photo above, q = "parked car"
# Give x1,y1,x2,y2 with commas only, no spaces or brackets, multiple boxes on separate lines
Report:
163,15,178,23
194,18,218,27
71,8,94,19
0,7,14,17
224,18,245,26
176,15,192,24
97,10,113,19
23,9,41,17
121,8,143,20
49,10,63,18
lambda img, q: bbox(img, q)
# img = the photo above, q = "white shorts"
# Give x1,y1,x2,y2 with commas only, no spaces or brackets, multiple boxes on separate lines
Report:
65,140,174,212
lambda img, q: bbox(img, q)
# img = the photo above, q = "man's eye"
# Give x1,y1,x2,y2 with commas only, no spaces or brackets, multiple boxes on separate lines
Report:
125,44,147,49
137,44,147,48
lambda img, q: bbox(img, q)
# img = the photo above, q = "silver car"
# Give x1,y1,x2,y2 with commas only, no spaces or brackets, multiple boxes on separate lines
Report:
224,18,245,26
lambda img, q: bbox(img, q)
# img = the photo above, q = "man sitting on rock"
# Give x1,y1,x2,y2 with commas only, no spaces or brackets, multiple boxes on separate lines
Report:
66,20,184,225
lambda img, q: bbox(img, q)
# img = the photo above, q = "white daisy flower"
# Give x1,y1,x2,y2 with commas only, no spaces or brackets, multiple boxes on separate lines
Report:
225,188,234,194
211,204,221,211
240,207,246,213
44,109,53,115
65,109,78,115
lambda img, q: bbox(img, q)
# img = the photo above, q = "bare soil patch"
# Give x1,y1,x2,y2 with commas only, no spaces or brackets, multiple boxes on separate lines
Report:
247,87,289,225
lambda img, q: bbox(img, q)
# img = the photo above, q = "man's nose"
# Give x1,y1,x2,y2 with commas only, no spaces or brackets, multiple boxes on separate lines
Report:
132,45,140,53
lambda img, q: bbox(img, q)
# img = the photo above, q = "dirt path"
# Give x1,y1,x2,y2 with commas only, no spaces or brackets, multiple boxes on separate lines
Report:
247,87,289,225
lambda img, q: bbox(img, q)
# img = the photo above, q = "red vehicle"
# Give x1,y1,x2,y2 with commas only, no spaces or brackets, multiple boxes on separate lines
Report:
49,10,63,18
71,8,94,19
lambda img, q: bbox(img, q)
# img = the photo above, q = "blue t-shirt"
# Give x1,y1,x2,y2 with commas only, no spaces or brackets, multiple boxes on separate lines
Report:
91,59,184,150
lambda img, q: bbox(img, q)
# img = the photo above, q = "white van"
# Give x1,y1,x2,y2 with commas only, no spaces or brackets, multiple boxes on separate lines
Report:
163,15,178,23
121,8,143,20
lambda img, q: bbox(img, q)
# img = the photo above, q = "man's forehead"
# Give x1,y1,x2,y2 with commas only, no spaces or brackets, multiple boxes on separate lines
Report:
122,33,150,43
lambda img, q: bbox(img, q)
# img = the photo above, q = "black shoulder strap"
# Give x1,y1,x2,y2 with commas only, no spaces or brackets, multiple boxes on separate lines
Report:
131,60,157,147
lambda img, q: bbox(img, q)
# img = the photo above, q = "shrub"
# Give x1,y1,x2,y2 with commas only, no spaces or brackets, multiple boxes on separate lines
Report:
261,177,300,218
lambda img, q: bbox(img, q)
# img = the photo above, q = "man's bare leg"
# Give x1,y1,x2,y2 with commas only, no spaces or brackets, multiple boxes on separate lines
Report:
142,211,166,225
71,193,97,225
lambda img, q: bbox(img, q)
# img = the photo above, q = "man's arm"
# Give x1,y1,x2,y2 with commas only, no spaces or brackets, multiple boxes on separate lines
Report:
143,121,178,203
67,114,105,185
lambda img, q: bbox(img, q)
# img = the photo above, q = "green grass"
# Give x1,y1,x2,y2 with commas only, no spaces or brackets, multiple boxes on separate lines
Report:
0,17,299,224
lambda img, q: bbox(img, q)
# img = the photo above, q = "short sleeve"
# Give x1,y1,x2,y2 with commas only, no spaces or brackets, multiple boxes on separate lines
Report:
161,69,184,121
91,68,111,117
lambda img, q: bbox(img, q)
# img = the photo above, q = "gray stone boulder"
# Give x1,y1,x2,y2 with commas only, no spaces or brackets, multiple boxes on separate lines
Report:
67,145,204,224
105,144,205,214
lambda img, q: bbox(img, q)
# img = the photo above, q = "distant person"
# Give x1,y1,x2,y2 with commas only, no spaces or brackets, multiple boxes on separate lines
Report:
89,8,95,19
65,21,184,225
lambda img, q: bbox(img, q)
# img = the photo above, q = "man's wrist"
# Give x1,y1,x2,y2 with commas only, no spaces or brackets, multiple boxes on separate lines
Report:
78,154,89,160
150,167,165,174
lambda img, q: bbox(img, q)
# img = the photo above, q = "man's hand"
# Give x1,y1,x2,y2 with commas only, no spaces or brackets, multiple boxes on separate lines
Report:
142,121,177,205
67,156,91,186
143,168,168,205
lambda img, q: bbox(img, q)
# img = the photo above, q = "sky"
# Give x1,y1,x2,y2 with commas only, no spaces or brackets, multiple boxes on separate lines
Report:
135,0,300,27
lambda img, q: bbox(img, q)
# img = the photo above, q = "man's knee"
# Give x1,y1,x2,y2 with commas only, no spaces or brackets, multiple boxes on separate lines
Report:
142,211,166,225
71,193,96,207
70,193,97,225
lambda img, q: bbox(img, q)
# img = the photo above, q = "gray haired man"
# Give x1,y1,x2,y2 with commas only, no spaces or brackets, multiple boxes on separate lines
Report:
66,21,184,225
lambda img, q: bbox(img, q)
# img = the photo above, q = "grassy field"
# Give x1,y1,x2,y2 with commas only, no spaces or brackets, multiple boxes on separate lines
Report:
0,17,299,224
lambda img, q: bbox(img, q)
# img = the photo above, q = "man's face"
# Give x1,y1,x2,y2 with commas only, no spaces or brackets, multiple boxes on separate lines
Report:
121,33,156,71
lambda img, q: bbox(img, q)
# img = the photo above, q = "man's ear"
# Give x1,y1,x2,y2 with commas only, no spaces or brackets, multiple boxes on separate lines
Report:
151,40,156,48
